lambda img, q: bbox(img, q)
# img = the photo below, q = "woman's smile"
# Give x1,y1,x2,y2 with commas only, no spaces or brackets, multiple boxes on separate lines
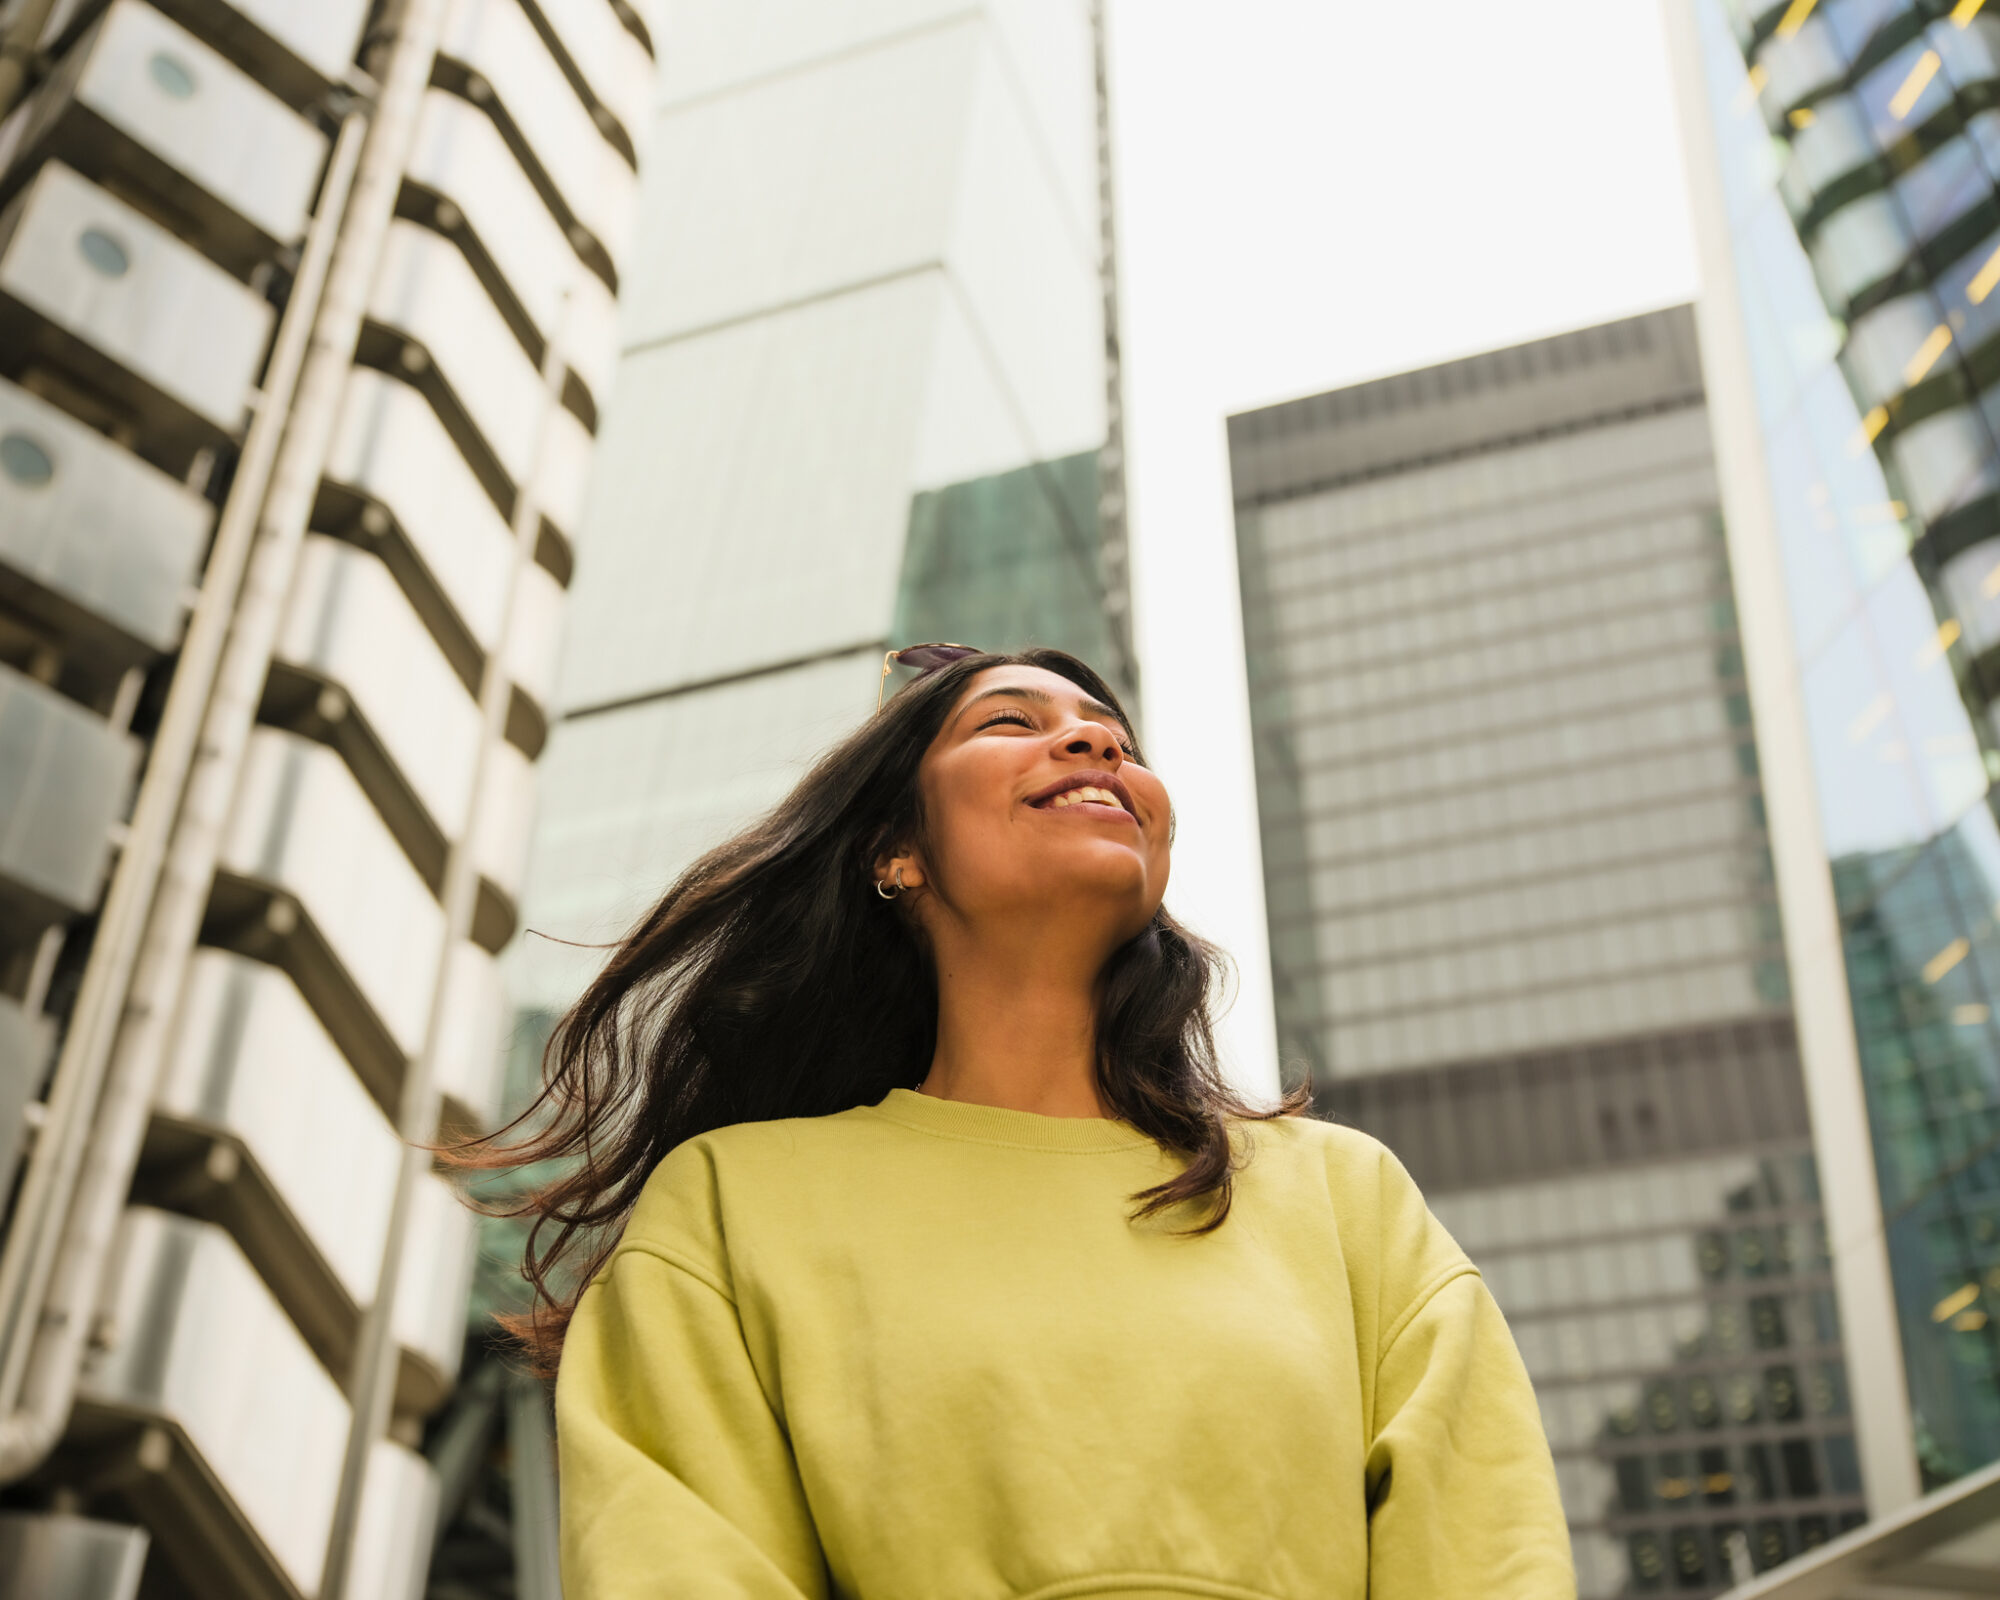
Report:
1025,769,1137,820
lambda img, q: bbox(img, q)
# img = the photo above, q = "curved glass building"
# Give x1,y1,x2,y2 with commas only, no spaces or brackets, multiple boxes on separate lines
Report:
1665,0,2000,1557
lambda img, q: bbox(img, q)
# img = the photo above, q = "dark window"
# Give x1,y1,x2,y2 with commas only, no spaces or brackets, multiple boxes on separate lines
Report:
1670,1525,1709,1588
1688,1376,1722,1429
1742,1442,1779,1503
1726,1370,1762,1424
1628,1530,1667,1591
1701,1444,1735,1504
1782,1438,1822,1498
1825,1433,1863,1495
1766,1365,1802,1421
1809,1361,1850,1418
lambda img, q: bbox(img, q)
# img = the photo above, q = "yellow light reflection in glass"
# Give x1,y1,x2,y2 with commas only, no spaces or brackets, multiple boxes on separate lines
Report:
1775,0,1820,36
1789,106,1817,129
1955,1003,1991,1025
1926,938,1972,983
1917,618,1963,665
1849,405,1889,455
1957,1309,1990,1331
1855,499,1909,522
1904,324,1954,387
1847,693,1893,743
1936,1282,1982,1321
1734,62,1771,113
1953,0,1988,24
1972,246,2000,305
1890,50,1944,119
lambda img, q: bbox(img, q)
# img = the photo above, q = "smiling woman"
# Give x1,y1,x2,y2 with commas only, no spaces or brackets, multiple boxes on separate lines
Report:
462,647,1575,1600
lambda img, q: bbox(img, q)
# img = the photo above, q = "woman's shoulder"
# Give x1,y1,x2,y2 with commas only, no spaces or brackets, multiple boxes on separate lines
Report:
617,1102,891,1256
1240,1113,1466,1264
1239,1108,1400,1180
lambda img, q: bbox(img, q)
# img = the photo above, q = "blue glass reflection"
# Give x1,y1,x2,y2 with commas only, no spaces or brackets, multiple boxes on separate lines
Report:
1700,0,2000,1494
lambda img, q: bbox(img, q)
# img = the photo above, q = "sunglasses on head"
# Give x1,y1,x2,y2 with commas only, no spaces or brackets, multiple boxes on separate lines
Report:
877,642,981,713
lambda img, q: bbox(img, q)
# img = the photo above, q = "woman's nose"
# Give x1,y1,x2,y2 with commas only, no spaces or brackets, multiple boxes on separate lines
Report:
1061,727,1123,763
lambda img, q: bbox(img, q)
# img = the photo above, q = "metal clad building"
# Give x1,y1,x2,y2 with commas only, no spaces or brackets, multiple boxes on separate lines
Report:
0,0,654,1593
1229,307,1866,1598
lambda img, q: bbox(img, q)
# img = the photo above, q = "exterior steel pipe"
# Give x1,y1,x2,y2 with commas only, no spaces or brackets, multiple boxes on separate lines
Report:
1089,0,1138,703
0,109,369,1454
319,273,574,1600
0,0,453,1485
0,0,59,121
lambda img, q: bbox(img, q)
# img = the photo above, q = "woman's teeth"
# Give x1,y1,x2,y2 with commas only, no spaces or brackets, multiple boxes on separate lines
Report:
1047,786,1122,810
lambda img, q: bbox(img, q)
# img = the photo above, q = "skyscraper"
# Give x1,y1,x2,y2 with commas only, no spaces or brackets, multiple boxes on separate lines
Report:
512,0,1131,1026
1661,0,2000,1525
0,0,652,1593
1229,306,1877,1597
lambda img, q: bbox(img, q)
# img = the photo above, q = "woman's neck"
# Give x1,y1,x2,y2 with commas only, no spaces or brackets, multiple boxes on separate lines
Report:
917,936,1110,1118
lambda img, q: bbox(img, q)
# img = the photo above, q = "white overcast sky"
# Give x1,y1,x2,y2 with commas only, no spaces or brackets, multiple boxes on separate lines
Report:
1107,0,1705,1096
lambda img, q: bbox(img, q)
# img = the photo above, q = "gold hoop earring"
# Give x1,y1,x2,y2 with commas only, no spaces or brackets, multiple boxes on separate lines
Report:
875,866,905,900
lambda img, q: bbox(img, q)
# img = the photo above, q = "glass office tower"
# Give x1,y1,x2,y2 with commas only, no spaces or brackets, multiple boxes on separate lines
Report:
513,0,1131,1031
1661,0,2000,1529
0,0,653,1594
1229,307,1867,1597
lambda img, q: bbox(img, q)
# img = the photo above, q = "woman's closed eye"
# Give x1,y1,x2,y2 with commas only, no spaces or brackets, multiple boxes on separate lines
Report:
979,710,1037,733
979,706,1137,759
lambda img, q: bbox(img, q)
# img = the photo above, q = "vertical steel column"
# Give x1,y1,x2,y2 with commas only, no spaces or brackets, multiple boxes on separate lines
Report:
320,274,575,1596
1090,0,1138,704
507,1375,562,1600
0,0,59,119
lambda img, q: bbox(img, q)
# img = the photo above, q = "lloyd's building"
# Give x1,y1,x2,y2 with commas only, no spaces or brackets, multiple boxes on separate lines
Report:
0,0,655,1594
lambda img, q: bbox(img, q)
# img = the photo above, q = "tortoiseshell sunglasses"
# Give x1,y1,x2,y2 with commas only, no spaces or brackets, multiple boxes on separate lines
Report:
876,642,981,712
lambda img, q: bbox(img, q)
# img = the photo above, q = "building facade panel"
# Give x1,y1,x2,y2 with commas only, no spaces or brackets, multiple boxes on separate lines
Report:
618,19,980,348
560,270,947,707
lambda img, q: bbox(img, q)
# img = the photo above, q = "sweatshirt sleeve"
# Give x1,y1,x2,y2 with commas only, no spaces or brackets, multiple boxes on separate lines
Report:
555,1241,829,1600
1364,1267,1575,1599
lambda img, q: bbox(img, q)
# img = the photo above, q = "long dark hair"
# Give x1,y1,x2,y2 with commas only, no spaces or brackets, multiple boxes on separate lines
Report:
462,648,1303,1370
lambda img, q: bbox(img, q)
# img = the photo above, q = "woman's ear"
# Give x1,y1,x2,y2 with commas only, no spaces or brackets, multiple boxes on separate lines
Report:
870,843,925,895
860,832,920,892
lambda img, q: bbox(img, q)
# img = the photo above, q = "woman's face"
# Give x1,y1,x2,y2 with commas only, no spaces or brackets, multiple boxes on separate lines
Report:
901,665,1171,946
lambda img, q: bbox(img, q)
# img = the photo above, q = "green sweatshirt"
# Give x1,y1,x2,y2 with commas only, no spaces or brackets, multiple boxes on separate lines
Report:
556,1089,1574,1600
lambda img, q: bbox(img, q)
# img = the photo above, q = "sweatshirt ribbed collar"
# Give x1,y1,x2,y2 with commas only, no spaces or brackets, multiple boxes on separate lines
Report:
867,1088,1156,1153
